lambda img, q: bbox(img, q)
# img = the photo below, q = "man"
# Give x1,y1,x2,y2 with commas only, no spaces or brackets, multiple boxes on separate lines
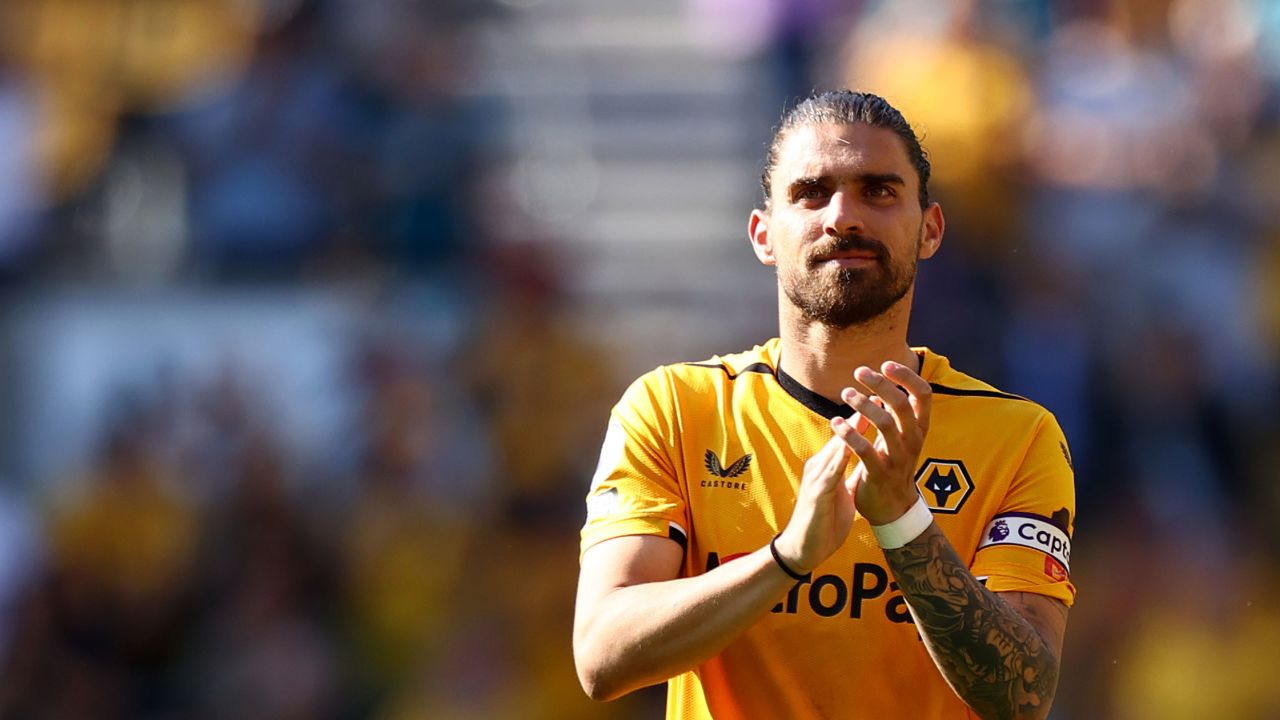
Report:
574,91,1075,720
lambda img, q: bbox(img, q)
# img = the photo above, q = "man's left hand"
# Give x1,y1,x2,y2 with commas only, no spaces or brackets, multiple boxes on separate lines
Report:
829,360,932,525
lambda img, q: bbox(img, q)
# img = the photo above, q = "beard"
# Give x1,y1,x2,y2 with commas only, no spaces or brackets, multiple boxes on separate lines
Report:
779,231,919,329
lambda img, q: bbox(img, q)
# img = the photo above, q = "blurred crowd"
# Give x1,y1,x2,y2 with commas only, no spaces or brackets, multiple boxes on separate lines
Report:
0,281,622,719
0,0,1279,717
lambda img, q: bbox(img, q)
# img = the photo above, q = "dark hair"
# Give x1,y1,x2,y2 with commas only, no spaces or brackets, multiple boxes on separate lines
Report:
760,90,931,209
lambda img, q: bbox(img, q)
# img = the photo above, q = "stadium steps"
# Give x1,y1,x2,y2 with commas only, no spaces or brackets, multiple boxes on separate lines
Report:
473,0,778,371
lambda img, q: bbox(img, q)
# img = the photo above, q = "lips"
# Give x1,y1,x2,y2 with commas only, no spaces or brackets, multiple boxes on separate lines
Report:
821,250,880,262
811,237,887,269
820,255,881,270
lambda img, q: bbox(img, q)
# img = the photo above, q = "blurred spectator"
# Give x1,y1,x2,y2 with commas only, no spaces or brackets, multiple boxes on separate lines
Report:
0,481,41,663
176,5,345,276
460,244,616,529
999,259,1098,495
1109,544,1280,720
1022,11,1202,284
47,413,197,627
690,0,853,107
0,65,45,268
329,2,502,272
842,0,1035,253
1113,321,1234,541
339,343,492,704
41,410,200,716
93,129,190,284
185,436,338,720
909,239,1009,382
1258,224,1280,369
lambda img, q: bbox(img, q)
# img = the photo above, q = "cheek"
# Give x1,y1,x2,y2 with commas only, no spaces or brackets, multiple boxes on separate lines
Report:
887,215,924,252
780,217,822,250
768,213,826,267
781,237,818,267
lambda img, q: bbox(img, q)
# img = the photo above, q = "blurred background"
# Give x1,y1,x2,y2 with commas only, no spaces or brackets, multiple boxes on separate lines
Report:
0,0,1278,717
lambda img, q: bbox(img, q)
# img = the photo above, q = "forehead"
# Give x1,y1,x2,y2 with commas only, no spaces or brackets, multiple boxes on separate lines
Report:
771,122,915,187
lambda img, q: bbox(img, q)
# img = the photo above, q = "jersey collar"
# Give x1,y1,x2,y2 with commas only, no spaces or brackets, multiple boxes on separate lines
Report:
774,346,933,420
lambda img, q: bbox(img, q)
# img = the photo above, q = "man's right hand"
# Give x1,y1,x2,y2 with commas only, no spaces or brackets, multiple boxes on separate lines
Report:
575,421,863,700
772,433,859,575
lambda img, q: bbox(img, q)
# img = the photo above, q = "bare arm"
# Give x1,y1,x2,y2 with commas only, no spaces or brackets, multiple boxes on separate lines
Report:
573,534,797,701
883,524,1069,720
834,361,1069,720
574,435,857,701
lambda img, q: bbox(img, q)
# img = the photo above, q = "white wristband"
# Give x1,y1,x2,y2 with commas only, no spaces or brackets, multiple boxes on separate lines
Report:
870,495,934,549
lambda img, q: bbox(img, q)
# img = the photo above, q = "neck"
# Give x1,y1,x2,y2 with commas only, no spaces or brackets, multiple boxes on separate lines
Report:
776,291,920,404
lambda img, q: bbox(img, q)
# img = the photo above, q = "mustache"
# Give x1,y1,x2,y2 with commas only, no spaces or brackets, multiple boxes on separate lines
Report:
809,234,889,264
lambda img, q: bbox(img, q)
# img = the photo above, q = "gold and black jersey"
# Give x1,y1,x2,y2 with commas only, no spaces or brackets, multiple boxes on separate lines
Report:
581,339,1076,720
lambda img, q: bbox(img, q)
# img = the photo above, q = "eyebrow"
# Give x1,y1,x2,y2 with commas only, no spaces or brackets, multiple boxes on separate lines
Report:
857,172,906,187
787,172,907,195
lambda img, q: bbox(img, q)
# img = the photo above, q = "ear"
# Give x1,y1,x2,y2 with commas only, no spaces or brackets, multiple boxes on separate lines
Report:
918,202,945,260
748,208,776,266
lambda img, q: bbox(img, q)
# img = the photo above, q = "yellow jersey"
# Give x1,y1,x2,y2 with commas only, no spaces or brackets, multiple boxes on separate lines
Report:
581,339,1076,719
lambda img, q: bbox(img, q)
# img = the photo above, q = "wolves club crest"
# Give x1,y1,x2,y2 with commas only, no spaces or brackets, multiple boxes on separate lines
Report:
914,459,974,513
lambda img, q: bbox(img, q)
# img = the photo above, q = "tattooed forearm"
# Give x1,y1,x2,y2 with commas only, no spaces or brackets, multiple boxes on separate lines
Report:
883,525,1061,720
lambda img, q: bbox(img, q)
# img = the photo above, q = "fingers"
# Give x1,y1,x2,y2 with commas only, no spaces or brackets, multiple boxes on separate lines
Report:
850,362,933,438
817,433,850,474
805,434,851,489
832,361,933,523
830,414,886,475
835,361,933,466
882,361,932,434
839,387,906,459
823,437,852,479
853,366,915,437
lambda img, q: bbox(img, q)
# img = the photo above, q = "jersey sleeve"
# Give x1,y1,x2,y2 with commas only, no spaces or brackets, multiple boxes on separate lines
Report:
580,369,689,557
971,412,1078,606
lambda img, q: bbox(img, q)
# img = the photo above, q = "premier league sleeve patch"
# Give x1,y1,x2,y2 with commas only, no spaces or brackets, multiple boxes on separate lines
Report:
977,512,1072,576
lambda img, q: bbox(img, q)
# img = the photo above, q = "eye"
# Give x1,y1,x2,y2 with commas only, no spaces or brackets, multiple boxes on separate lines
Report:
864,184,896,199
793,184,829,204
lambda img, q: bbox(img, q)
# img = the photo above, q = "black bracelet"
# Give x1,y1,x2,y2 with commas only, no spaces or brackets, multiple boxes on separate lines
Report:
769,534,811,582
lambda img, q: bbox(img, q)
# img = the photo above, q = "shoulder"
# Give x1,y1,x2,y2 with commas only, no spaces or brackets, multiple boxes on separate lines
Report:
673,340,778,383
920,347,1058,429
621,340,779,402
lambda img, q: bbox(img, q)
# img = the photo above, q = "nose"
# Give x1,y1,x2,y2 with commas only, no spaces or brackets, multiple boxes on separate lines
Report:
822,190,865,238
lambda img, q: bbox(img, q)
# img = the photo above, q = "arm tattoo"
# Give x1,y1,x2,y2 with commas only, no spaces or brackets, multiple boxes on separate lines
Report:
883,525,1059,720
